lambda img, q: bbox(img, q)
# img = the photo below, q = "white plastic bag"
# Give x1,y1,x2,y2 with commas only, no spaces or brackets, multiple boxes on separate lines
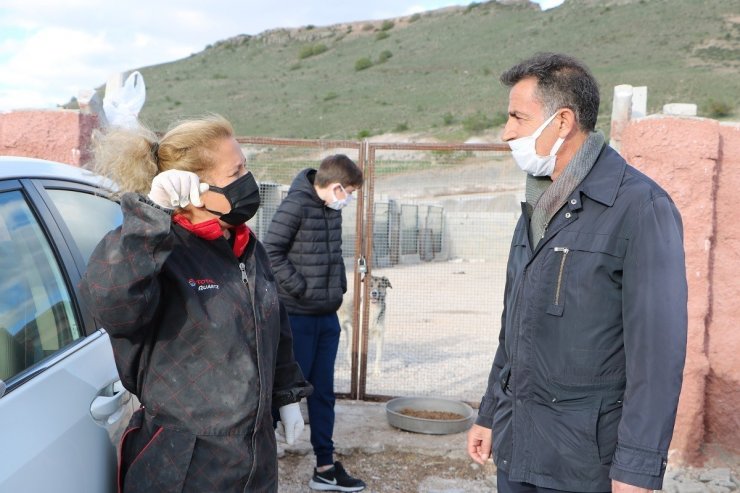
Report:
103,71,146,129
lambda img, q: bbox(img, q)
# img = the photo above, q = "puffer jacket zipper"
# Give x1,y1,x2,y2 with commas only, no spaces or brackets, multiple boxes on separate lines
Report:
323,208,331,296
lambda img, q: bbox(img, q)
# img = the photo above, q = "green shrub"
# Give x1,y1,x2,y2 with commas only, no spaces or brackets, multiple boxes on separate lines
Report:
491,111,508,128
462,111,496,132
323,92,339,101
212,73,228,80
306,24,315,30
442,112,455,125
377,50,393,63
311,44,328,56
355,57,373,71
362,23,375,31
298,43,328,59
357,129,372,138
409,13,421,23
706,99,733,118
376,31,390,41
394,122,409,132
381,20,395,31
289,62,302,71
298,45,315,59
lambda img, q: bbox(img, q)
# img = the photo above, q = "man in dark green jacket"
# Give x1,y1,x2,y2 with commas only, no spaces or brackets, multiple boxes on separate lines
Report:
264,155,366,492
467,53,687,493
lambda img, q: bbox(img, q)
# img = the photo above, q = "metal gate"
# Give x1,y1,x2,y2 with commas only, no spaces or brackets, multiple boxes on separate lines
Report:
237,137,518,403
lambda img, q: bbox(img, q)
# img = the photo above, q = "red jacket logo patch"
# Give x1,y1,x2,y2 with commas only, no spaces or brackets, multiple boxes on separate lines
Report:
187,278,220,291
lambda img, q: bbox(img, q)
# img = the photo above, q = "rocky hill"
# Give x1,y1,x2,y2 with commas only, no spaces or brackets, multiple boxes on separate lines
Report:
124,0,738,138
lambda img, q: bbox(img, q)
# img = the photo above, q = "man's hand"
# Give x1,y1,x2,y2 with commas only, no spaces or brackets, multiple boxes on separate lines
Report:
467,423,492,465
276,402,305,445
612,479,651,493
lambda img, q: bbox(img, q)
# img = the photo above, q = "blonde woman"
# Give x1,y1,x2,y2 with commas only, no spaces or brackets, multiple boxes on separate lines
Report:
80,115,311,493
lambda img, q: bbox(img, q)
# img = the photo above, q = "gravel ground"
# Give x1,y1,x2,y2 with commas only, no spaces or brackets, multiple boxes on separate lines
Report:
277,450,740,493
277,450,496,493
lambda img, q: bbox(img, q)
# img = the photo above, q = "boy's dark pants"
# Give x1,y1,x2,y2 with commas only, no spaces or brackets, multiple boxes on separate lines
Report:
287,312,341,467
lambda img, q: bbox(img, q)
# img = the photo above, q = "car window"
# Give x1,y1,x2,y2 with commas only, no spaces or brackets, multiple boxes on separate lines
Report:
45,189,123,265
0,190,81,384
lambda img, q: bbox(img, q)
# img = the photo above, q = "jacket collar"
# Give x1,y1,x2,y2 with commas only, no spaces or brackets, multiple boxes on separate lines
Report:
173,214,251,257
576,144,626,207
290,168,325,206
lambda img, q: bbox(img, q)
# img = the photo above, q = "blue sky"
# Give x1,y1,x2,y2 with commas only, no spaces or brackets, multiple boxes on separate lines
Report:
0,0,563,111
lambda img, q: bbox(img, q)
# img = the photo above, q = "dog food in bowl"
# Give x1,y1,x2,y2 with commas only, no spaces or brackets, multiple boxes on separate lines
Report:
386,397,475,435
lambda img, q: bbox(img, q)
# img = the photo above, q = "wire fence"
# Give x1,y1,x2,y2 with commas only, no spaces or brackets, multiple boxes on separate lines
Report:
239,137,523,404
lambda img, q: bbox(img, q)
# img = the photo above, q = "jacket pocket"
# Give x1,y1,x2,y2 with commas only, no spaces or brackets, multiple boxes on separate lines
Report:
596,397,623,464
529,399,601,477
499,363,512,395
123,424,196,493
546,246,570,317
543,233,626,319
491,364,513,465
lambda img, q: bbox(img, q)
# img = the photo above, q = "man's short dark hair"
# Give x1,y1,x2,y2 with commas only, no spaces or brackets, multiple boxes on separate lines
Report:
500,52,600,132
315,154,363,188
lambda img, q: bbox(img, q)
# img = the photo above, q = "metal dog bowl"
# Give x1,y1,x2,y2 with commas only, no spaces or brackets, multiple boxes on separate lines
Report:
385,397,475,435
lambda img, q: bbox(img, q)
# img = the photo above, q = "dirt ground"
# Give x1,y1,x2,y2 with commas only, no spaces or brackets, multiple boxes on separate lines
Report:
277,450,496,493
334,259,507,402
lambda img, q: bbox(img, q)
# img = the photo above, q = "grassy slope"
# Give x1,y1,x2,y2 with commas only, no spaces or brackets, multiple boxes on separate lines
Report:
135,0,740,138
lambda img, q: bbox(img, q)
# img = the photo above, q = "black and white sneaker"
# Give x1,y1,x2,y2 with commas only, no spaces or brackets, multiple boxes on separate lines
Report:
308,461,366,492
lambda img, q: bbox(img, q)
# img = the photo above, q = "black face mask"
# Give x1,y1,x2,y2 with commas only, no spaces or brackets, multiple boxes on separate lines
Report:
206,172,261,225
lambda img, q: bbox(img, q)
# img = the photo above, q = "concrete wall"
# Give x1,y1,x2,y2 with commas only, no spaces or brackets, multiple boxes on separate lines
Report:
621,116,740,465
0,110,98,166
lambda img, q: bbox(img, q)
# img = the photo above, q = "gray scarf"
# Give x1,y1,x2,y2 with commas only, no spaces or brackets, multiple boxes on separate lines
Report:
526,131,605,247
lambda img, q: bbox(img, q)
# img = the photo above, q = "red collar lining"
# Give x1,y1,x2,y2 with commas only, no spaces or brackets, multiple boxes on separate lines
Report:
172,214,250,257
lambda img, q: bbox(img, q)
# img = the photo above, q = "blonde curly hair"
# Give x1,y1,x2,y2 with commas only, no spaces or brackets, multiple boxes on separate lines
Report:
90,114,235,195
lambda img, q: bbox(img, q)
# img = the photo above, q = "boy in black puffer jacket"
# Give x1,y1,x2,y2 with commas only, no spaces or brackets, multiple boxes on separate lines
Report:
264,155,366,492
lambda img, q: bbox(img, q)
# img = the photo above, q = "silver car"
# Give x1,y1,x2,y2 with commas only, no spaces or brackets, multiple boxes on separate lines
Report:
0,156,134,492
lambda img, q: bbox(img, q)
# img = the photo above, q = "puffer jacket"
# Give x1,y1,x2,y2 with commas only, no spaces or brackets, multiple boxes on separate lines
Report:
263,168,347,315
79,193,312,493
477,146,687,492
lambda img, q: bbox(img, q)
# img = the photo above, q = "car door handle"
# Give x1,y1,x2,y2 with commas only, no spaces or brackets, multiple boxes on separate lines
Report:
90,380,131,421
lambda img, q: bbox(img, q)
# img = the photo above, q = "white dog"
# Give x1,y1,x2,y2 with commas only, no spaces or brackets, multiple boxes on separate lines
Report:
339,275,392,375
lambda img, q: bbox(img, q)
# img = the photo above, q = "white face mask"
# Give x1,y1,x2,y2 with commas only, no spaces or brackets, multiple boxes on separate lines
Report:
326,185,353,211
508,112,565,177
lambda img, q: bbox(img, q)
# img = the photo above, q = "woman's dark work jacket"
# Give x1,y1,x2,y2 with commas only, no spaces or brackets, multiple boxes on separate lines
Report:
79,193,311,493
477,146,688,492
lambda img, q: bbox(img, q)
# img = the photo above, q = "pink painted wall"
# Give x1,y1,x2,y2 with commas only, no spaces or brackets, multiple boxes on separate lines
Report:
706,123,740,455
0,110,98,166
622,116,740,465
